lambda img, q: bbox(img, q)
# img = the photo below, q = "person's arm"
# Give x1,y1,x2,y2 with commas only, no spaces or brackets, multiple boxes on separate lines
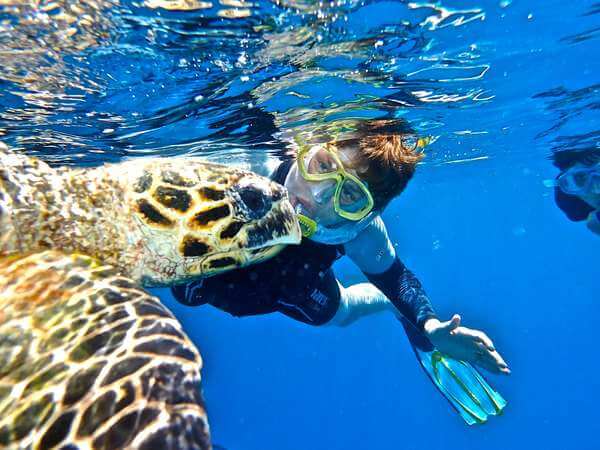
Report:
342,217,510,374
342,216,437,331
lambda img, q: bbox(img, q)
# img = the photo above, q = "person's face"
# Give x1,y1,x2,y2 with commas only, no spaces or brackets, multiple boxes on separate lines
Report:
563,162,600,208
283,142,370,227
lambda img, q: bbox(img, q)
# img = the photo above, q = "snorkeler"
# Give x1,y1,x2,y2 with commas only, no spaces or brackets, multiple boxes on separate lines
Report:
552,150,600,236
172,120,510,423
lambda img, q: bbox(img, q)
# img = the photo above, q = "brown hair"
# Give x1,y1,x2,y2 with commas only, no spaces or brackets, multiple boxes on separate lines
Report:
337,120,425,210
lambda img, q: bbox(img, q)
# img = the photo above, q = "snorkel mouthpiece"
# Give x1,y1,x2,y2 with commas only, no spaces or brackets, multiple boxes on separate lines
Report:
297,213,317,238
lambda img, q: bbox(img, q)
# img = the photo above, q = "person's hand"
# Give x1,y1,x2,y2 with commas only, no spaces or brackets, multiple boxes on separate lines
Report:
423,315,510,375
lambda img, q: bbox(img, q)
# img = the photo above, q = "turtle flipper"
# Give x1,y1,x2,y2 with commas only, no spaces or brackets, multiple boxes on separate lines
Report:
0,250,211,450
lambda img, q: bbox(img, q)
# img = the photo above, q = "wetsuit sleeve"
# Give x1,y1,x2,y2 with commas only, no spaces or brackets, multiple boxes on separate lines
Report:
345,217,437,330
365,258,437,331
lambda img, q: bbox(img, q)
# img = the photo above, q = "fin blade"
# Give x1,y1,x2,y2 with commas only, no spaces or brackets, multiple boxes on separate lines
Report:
400,318,507,425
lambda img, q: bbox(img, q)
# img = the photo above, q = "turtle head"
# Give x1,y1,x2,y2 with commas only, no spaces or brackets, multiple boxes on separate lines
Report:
178,170,302,279
124,159,302,286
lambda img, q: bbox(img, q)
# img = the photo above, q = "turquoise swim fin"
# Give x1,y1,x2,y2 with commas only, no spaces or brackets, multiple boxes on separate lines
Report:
399,318,507,425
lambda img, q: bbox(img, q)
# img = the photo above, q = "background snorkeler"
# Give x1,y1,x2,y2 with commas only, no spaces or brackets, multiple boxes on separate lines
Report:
552,149,600,236
173,119,510,422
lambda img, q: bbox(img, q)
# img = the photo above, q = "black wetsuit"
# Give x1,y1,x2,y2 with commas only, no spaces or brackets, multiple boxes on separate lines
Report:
172,161,437,328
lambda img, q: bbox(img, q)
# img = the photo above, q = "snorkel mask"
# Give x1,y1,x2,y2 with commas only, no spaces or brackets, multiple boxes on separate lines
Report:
293,136,376,243
292,132,429,243
557,163,600,198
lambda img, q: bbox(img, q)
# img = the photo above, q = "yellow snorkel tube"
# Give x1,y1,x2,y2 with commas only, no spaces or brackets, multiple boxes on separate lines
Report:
297,213,318,238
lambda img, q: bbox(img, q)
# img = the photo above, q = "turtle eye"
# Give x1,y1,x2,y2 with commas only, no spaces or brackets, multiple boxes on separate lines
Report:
239,185,270,219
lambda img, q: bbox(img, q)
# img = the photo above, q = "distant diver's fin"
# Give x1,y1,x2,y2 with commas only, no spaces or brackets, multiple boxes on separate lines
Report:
399,317,507,425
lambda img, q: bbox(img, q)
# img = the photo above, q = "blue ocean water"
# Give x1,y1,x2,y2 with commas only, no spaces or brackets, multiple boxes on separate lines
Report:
1,0,598,449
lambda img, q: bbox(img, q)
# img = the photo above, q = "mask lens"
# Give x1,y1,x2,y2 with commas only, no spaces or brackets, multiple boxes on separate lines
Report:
312,180,336,204
559,168,590,194
589,172,600,195
338,178,370,213
573,170,589,189
558,175,576,194
303,146,339,175
401,135,418,151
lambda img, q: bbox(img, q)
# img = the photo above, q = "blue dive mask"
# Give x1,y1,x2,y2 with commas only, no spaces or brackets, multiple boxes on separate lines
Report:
557,163,600,198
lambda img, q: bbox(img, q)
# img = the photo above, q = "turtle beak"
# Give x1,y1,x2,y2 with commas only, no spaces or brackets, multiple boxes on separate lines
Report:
264,181,302,246
271,197,302,246
245,189,302,249
269,179,302,245
231,177,302,250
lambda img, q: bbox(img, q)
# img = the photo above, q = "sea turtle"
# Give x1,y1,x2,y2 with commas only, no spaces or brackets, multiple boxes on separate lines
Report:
0,142,301,449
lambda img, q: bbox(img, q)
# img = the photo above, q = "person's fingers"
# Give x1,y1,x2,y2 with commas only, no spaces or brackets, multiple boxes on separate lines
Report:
482,358,511,375
476,347,511,374
478,333,495,351
490,350,510,372
475,341,494,353
456,328,495,351
480,350,503,368
470,348,505,373
469,330,494,350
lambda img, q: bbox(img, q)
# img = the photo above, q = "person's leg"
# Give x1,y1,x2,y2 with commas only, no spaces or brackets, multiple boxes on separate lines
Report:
275,273,396,327
329,282,395,327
